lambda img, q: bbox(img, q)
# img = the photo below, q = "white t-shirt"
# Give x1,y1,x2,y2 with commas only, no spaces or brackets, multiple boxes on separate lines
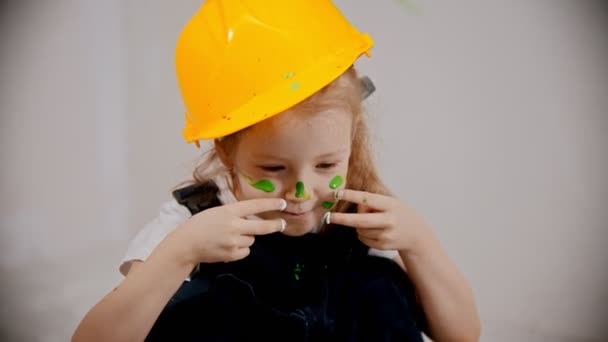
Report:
119,173,398,277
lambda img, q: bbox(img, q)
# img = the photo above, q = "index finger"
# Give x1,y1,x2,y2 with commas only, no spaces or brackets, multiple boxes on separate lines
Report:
238,218,286,236
230,198,287,217
337,189,393,211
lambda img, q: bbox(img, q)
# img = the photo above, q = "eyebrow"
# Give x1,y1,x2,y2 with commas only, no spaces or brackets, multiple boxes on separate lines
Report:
317,148,350,158
252,148,350,161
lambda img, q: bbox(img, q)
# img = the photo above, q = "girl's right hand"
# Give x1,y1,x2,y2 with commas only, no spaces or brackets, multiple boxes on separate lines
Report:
168,198,287,265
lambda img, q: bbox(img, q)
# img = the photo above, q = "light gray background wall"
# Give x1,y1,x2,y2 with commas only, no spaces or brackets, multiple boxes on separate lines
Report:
1,1,607,341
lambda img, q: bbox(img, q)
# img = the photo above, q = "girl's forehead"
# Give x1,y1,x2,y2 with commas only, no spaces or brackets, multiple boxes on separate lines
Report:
236,110,352,157
257,109,351,133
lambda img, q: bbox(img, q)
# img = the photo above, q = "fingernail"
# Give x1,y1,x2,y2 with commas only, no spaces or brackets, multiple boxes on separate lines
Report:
322,212,331,225
279,218,286,232
334,189,344,201
279,199,287,211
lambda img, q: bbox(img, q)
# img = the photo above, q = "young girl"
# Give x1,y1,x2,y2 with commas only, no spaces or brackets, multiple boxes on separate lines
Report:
73,1,480,341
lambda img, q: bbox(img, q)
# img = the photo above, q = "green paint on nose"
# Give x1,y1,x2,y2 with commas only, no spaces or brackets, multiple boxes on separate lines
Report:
294,182,311,199
295,181,305,198
329,175,344,189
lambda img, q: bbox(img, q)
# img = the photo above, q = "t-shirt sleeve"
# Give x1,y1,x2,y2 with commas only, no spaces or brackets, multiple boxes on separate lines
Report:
119,198,192,276
368,248,399,259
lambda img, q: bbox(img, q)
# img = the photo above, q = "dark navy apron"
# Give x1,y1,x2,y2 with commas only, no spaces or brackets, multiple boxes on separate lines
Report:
146,182,427,341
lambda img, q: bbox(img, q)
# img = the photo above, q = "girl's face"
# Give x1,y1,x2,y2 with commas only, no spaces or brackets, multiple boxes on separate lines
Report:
230,110,352,236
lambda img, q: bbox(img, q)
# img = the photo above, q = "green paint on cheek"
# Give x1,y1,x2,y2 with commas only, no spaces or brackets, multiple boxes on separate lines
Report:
323,176,344,210
252,179,275,192
329,175,344,189
322,201,335,209
244,174,276,193
295,181,305,198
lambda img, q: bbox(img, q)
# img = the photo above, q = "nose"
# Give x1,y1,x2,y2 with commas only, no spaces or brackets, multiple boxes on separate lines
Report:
285,180,313,202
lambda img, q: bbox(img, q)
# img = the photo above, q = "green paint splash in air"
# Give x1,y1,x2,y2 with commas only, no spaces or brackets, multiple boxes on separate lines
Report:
396,0,421,14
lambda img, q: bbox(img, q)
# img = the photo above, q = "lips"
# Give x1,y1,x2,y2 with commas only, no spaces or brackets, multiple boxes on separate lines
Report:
284,210,311,216
282,208,316,219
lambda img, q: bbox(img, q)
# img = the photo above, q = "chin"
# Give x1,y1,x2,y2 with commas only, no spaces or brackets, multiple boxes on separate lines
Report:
281,221,320,236
277,209,324,236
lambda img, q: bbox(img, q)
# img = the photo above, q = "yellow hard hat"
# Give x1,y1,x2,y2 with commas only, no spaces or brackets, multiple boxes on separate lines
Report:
175,0,374,143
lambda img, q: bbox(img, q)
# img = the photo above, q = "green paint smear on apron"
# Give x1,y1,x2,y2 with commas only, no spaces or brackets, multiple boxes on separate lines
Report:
294,263,302,281
329,175,344,189
244,175,276,193
290,82,300,91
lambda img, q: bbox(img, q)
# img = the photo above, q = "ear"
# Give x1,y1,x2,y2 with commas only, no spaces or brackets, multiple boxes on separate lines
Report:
214,139,233,170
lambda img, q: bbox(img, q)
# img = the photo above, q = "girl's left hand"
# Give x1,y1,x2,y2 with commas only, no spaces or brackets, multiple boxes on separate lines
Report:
328,189,433,254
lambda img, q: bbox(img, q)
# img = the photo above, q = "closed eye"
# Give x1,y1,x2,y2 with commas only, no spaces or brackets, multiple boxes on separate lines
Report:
316,163,337,169
260,165,285,172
